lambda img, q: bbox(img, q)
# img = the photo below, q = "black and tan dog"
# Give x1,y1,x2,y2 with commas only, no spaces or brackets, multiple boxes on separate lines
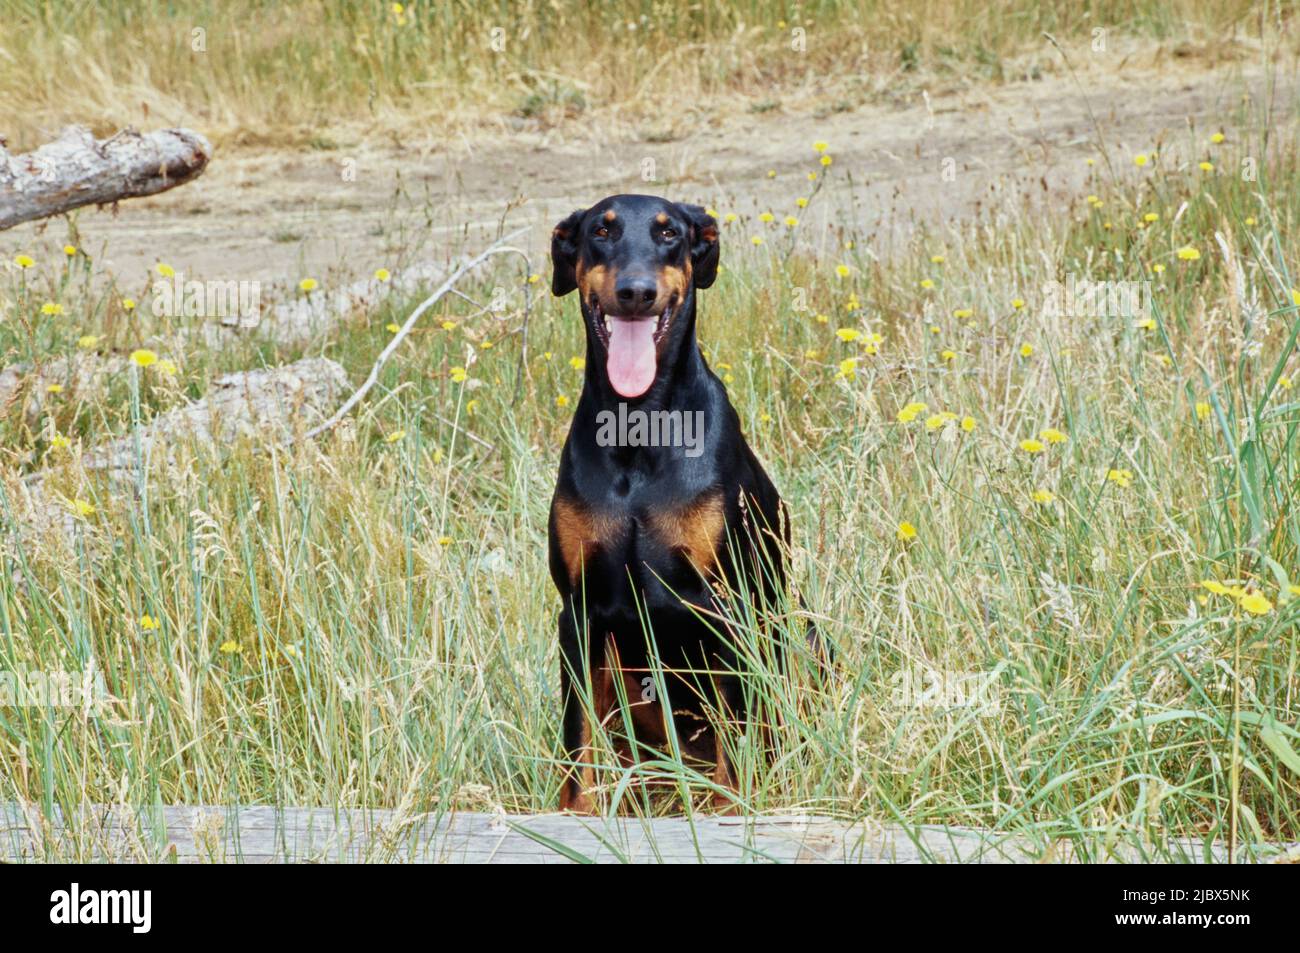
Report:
547,193,801,813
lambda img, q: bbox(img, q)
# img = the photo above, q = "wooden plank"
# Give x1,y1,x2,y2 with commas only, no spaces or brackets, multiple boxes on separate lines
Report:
2,804,1294,864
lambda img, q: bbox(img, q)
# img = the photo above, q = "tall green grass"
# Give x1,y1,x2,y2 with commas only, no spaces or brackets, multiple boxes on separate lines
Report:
2,119,1299,859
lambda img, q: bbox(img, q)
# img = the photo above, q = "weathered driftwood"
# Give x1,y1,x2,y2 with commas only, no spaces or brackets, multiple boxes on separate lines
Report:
7,357,349,543
0,125,211,230
0,353,128,428
2,803,1294,864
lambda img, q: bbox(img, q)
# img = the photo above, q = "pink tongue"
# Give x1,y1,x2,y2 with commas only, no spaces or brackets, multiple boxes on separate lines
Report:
606,316,657,397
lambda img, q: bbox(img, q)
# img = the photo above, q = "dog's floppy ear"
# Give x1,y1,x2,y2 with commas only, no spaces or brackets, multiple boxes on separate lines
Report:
679,203,720,289
550,208,586,297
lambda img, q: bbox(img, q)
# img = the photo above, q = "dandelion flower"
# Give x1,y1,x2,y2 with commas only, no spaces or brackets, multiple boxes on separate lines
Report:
784,216,799,227
569,357,585,371
299,278,318,292
1245,216,1256,226
796,197,809,209
385,430,406,443
77,334,98,349
130,349,158,367
1143,213,1159,223
374,268,391,282
1134,153,1149,166
837,358,857,380
556,394,569,408
1020,439,1045,453
751,236,764,246
896,521,917,542
386,322,401,333
40,302,63,316
723,212,738,223
836,328,860,342
919,279,935,290
70,498,95,518
1011,298,1025,310
1195,401,1211,420
157,359,177,376
925,414,946,432
1201,580,1231,596
1198,161,1214,172
140,615,160,631
49,432,70,448
930,254,945,264
441,320,457,331
940,349,956,362
1151,263,1165,275
63,244,76,257
450,366,468,383
219,640,242,654
1238,591,1272,615
1032,489,1055,504
122,298,136,311
897,401,928,423
47,384,64,396
813,140,829,153
820,154,833,167
960,416,976,432
835,264,851,278
1176,246,1200,261
1106,468,1133,488
1210,132,1225,144
758,212,774,223
14,254,34,268
1020,343,1034,358
1040,428,1067,444
953,308,972,319
156,263,175,278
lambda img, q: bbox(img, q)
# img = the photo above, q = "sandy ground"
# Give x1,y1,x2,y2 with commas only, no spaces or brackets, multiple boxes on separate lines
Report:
3,52,1295,291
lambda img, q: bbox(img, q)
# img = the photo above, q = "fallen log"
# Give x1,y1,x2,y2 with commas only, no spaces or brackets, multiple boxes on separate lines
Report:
6,357,349,545
0,125,211,230
2,803,1295,864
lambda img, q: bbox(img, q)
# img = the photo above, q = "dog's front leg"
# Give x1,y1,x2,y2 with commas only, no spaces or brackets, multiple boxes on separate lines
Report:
557,606,602,814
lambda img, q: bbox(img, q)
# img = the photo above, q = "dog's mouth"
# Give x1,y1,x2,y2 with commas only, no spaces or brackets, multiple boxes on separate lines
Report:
590,296,675,399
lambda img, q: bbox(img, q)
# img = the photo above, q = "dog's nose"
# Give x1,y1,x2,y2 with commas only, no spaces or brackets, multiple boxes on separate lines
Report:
614,275,658,314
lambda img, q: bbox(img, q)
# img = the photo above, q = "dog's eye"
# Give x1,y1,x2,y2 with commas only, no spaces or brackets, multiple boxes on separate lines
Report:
594,226,609,239
661,228,678,240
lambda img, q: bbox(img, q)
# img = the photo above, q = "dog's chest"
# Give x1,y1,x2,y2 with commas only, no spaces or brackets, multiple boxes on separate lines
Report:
552,489,727,594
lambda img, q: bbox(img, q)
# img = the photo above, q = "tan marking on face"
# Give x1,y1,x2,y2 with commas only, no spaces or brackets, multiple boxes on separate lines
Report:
654,212,669,225
658,263,690,304
603,209,618,223
575,262,615,306
553,497,618,585
648,491,726,576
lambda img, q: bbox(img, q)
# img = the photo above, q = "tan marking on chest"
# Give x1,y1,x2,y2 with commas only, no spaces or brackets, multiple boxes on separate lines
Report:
648,492,726,576
554,497,619,585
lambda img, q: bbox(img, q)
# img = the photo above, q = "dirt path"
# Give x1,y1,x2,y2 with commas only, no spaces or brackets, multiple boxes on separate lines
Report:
4,54,1294,290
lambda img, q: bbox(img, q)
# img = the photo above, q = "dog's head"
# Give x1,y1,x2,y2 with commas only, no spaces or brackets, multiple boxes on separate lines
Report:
550,194,719,399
